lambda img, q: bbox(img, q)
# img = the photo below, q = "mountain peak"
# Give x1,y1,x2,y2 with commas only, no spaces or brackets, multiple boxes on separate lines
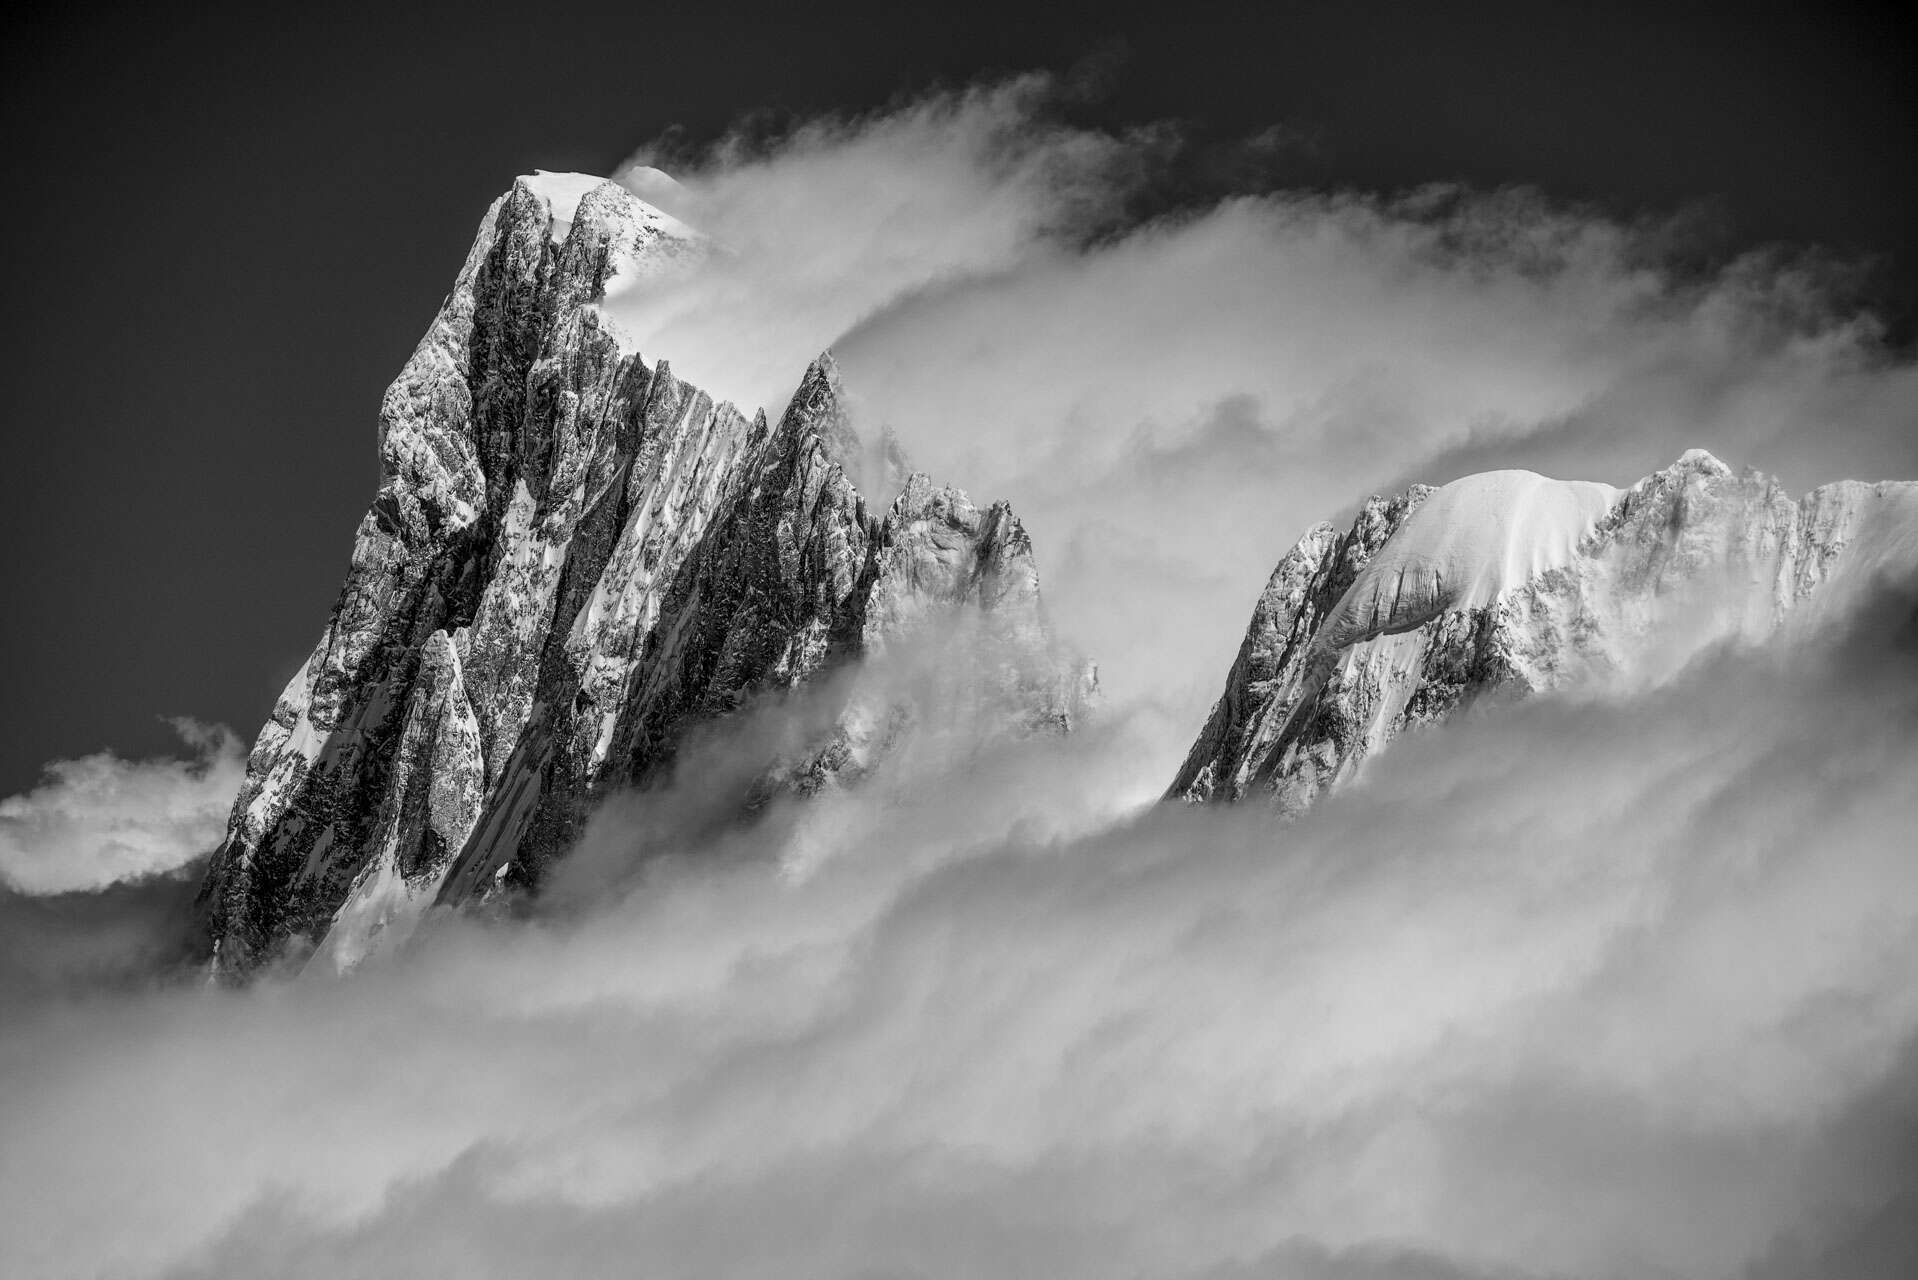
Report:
1671,446,1733,476
194,190,1083,977
518,170,694,239
780,350,863,473
1172,452,1917,809
510,171,706,320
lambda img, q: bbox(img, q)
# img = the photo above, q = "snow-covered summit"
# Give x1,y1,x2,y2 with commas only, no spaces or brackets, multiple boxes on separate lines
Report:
1171,450,1918,810
518,170,612,228
511,170,708,331
518,169,697,243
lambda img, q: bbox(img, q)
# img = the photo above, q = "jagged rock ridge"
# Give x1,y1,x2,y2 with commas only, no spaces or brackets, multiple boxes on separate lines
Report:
1172,449,1918,811
198,172,1088,975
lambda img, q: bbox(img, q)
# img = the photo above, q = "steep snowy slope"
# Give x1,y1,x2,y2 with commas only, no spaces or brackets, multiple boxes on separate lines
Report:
1171,450,1918,810
197,174,1089,976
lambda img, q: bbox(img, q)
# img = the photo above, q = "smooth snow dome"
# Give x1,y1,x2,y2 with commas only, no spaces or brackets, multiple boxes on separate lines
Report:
1321,468,1621,650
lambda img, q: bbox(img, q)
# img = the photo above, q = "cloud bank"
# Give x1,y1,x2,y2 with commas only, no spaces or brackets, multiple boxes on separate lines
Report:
4,579,1915,1279
4,75,1918,1279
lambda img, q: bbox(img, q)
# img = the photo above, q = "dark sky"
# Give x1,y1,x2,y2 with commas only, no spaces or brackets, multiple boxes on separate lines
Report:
1,0,1912,793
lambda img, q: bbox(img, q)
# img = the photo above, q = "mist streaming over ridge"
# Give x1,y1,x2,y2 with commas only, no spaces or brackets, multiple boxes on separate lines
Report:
598,77,1918,788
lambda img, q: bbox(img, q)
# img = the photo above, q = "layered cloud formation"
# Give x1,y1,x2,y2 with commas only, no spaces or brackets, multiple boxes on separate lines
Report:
5,582,1915,1279
4,76,1917,1279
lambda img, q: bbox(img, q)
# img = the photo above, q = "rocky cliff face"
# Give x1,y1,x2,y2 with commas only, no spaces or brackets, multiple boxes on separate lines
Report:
1171,450,1918,811
197,173,1088,976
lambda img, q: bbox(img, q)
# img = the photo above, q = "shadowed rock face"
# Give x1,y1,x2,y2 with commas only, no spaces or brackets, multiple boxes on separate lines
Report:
1172,450,1918,812
197,174,1088,976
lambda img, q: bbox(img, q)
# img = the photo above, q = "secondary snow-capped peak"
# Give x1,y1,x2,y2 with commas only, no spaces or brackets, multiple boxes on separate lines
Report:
1171,449,1917,811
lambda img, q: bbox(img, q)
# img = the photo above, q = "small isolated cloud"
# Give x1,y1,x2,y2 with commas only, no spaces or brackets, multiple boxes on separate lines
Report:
0,718,243,895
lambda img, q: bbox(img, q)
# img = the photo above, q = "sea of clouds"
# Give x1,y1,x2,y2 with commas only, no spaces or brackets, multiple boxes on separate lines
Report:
2,74,1916,1279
